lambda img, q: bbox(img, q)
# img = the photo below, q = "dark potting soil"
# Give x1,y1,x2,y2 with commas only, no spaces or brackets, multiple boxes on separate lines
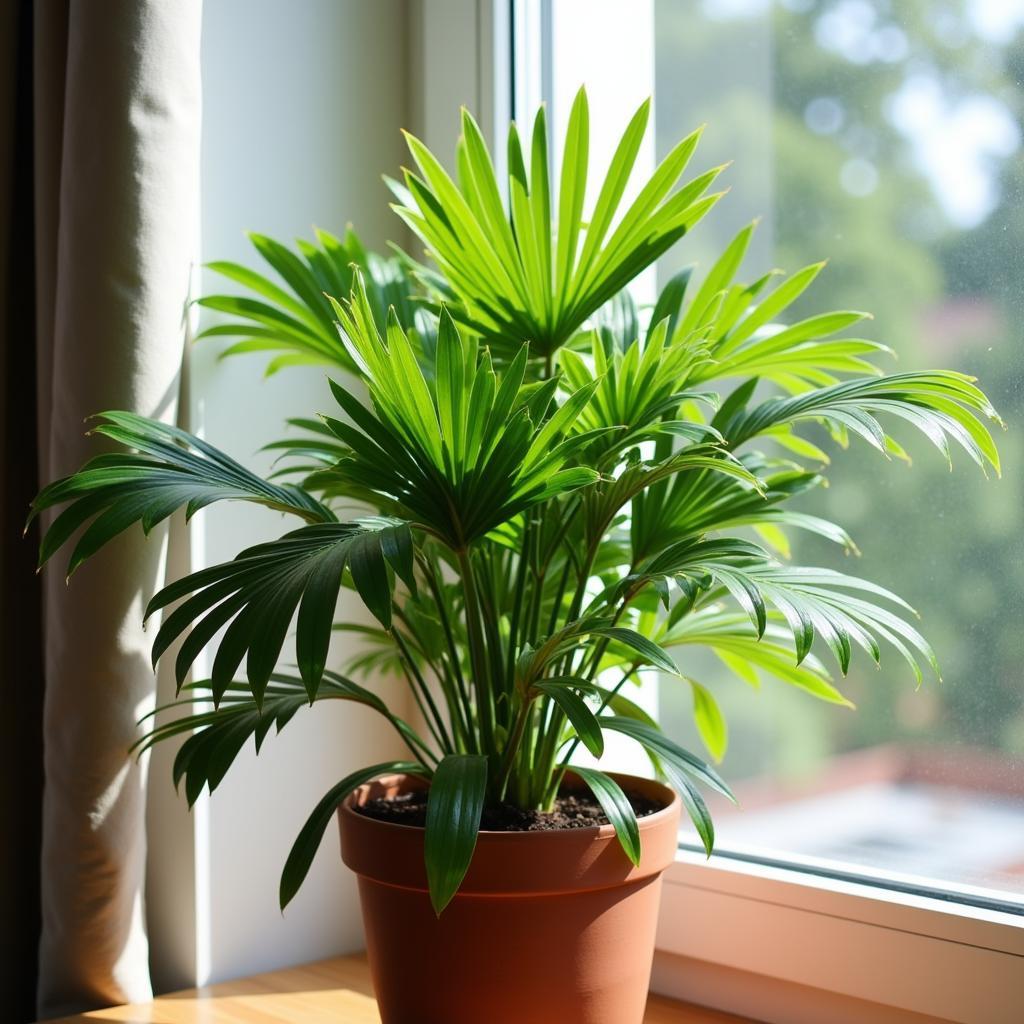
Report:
355,788,663,831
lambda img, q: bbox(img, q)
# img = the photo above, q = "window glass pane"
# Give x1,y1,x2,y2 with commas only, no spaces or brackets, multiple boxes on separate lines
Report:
539,0,1024,904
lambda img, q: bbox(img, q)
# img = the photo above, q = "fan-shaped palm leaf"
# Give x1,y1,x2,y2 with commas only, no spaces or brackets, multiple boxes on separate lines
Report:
146,518,415,704
135,672,433,806
30,412,334,575
661,609,852,706
322,277,601,548
557,321,719,464
652,222,891,392
392,92,725,360
198,227,428,375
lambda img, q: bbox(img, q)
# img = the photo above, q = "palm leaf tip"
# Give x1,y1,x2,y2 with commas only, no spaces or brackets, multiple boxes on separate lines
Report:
280,759,431,910
197,226,424,376
394,88,722,361
425,754,487,914
571,765,642,866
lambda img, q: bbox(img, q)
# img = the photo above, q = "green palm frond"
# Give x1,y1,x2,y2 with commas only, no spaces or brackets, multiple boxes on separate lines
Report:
393,92,725,360
558,321,719,463
322,277,600,548
618,533,937,681
30,412,334,575
198,227,429,375
134,672,432,806
720,371,1002,473
723,563,935,680
631,455,854,562
654,222,892,392
580,446,761,556
146,518,415,705
660,609,852,706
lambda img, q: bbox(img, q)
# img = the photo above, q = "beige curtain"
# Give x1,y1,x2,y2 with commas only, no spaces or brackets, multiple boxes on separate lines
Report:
30,1,202,1017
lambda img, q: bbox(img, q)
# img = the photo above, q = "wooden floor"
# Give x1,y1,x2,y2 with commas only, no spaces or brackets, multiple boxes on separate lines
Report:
46,954,751,1023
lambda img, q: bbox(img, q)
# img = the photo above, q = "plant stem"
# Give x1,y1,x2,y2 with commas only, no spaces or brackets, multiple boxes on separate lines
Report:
545,556,572,637
495,695,534,800
535,595,634,806
505,521,532,692
456,546,497,760
477,550,510,720
527,539,599,804
420,555,476,752
392,628,453,753
515,702,537,806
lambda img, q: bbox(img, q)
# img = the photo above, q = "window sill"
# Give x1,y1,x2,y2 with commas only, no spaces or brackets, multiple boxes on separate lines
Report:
41,954,752,1024
654,849,1024,1023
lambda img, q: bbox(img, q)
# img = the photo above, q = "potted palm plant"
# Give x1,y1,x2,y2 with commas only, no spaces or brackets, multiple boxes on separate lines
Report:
32,91,1001,1024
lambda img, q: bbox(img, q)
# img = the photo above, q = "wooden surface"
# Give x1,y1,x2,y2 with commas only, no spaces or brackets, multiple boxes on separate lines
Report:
45,954,752,1023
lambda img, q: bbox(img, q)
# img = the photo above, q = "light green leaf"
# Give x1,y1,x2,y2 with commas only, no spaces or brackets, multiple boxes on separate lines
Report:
690,680,728,762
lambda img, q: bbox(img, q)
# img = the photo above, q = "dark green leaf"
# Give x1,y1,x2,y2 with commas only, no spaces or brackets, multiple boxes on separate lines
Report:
535,683,604,758
570,765,641,866
603,717,734,801
281,761,428,909
424,754,488,914
590,626,678,675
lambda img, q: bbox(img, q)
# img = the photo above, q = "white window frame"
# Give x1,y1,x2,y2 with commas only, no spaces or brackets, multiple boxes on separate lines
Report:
426,4,1024,1020
657,852,1023,1022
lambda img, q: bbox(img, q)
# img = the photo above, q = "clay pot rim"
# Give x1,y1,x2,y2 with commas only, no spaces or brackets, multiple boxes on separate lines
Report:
340,769,681,844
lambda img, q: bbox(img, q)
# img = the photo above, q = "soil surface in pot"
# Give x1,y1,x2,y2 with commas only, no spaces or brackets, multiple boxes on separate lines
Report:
355,788,663,831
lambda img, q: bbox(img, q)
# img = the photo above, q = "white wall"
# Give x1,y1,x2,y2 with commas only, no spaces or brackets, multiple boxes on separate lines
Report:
147,0,414,991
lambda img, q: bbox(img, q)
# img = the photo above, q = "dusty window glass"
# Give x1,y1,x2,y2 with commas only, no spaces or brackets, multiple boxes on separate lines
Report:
544,0,1024,902
654,0,1024,902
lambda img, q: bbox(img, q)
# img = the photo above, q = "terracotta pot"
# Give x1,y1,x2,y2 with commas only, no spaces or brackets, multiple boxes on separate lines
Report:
338,770,681,1024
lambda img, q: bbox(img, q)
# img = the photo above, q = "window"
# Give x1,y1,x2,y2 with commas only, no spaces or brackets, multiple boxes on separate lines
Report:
655,0,1024,913
523,0,1024,906
515,1,1024,1017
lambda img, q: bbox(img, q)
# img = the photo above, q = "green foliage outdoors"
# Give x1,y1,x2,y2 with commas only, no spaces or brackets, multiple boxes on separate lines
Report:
650,1,1024,782
31,89,1001,914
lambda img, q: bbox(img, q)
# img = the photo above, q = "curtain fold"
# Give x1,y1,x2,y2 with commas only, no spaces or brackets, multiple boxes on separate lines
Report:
23,1,202,1017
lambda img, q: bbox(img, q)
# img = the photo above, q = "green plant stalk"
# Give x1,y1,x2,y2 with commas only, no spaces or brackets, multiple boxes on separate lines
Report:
434,661,470,755
477,555,510,713
546,557,573,638
392,628,451,754
513,703,538,807
504,524,533,691
391,611,463,748
419,553,477,752
536,592,634,806
526,520,599,806
495,694,535,800
456,546,497,768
